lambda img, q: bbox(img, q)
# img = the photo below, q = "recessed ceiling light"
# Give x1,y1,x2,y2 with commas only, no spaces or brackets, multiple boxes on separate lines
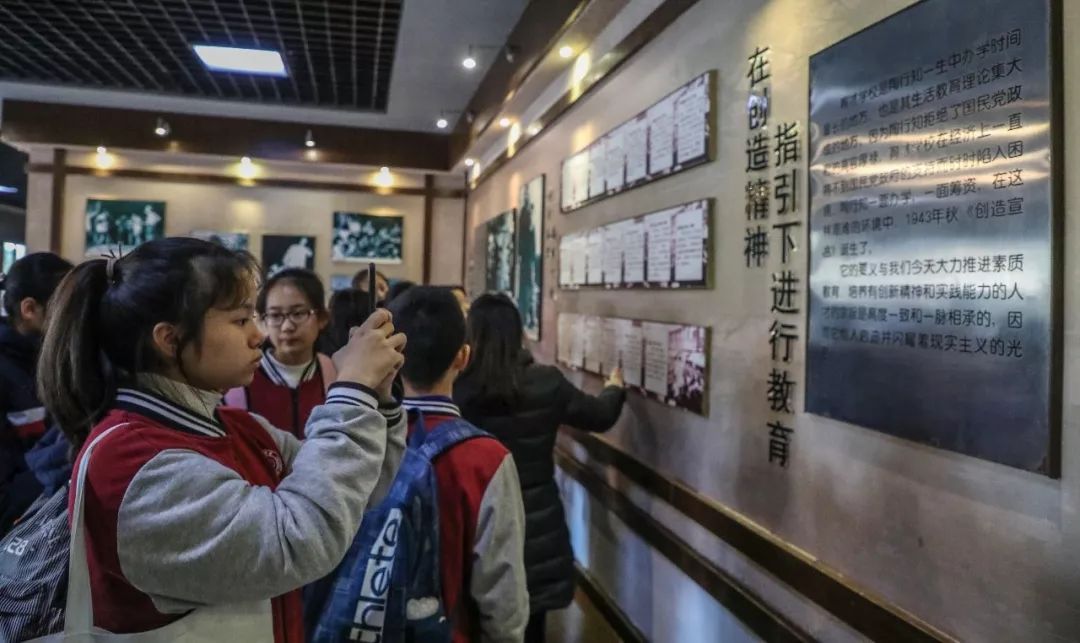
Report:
559,46,574,59
96,146,107,155
464,158,475,167
154,117,170,137
499,117,511,128
462,56,477,70
436,117,449,129
305,129,316,148
526,123,542,136
193,45,287,77
241,156,252,165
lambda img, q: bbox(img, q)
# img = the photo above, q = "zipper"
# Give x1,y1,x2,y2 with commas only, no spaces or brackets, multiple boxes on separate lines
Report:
290,388,300,436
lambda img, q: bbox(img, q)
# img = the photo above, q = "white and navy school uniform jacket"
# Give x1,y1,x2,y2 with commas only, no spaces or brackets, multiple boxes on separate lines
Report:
71,376,405,643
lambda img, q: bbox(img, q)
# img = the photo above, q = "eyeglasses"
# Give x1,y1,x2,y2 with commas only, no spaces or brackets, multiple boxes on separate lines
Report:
261,309,317,327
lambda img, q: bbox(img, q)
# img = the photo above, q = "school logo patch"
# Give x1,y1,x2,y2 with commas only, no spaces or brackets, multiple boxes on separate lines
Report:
262,449,284,476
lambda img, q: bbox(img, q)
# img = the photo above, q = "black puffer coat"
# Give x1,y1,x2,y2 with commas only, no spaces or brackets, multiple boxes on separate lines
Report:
455,350,625,613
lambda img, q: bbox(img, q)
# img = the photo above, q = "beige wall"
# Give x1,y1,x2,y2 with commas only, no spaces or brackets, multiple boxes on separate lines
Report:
466,0,1080,640
429,197,466,286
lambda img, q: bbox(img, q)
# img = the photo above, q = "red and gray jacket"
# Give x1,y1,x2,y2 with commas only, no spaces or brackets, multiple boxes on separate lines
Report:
72,379,405,643
223,351,337,439
403,396,529,643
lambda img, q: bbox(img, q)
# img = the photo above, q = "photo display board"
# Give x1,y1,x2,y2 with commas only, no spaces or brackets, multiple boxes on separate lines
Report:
557,312,710,415
806,0,1060,475
263,235,315,276
190,230,249,251
558,199,710,289
515,175,545,341
85,199,165,256
332,212,404,263
560,72,714,213
484,209,516,295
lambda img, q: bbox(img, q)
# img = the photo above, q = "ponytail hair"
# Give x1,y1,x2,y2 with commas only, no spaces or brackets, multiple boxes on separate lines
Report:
38,259,114,447
38,238,259,448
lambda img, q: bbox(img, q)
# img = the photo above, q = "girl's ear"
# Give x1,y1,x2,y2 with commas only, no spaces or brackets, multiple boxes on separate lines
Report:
151,321,181,360
316,309,330,332
454,344,471,371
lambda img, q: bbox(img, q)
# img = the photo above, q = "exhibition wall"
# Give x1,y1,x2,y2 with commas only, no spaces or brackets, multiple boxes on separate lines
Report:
465,0,1079,640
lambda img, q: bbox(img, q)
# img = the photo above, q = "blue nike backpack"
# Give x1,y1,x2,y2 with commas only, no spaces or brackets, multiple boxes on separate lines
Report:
305,413,488,643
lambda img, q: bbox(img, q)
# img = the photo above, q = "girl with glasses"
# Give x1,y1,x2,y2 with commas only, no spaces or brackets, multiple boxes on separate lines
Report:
224,268,335,438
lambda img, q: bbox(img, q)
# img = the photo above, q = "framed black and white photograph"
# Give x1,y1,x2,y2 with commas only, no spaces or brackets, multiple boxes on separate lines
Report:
332,212,404,263
330,274,353,292
556,312,709,416
85,199,165,256
263,235,315,276
485,209,516,295
665,323,707,415
515,175,544,341
190,230,249,251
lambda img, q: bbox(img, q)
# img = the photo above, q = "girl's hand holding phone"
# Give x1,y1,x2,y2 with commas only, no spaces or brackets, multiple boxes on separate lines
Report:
332,309,407,390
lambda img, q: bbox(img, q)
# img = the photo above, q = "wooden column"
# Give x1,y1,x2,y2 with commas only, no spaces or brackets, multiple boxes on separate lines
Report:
49,148,66,254
422,174,435,283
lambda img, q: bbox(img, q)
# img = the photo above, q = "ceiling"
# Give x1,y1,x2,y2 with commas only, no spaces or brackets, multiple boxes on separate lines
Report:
0,0,528,132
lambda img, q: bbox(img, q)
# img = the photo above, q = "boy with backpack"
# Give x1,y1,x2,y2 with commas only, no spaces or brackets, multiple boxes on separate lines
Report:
305,287,528,643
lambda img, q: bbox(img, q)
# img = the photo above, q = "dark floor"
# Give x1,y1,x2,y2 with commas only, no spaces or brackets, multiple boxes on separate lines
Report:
546,588,623,643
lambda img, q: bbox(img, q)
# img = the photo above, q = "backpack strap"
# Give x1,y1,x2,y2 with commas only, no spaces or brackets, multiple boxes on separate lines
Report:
414,415,489,462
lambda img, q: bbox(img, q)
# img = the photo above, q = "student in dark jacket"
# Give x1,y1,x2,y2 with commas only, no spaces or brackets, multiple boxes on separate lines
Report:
453,293,626,643
0,252,73,532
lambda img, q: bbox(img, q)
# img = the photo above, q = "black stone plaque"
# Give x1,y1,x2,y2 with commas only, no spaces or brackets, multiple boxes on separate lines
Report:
806,0,1061,475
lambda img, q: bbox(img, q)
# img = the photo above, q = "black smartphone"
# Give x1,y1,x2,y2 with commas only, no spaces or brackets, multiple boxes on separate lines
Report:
368,261,404,401
367,261,377,310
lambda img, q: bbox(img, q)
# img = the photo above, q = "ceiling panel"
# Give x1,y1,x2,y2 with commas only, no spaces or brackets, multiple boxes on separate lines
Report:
0,0,403,110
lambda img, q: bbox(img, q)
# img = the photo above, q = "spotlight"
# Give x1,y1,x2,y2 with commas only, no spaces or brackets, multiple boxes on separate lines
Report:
464,158,475,167
499,117,511,128
94,147,112,169
559,46,574,59
154,117,170,137
436,117,448,129
462,56,477,70
526,123,542,136
238,156,257,179
375,167,393,188
304,129,315,148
